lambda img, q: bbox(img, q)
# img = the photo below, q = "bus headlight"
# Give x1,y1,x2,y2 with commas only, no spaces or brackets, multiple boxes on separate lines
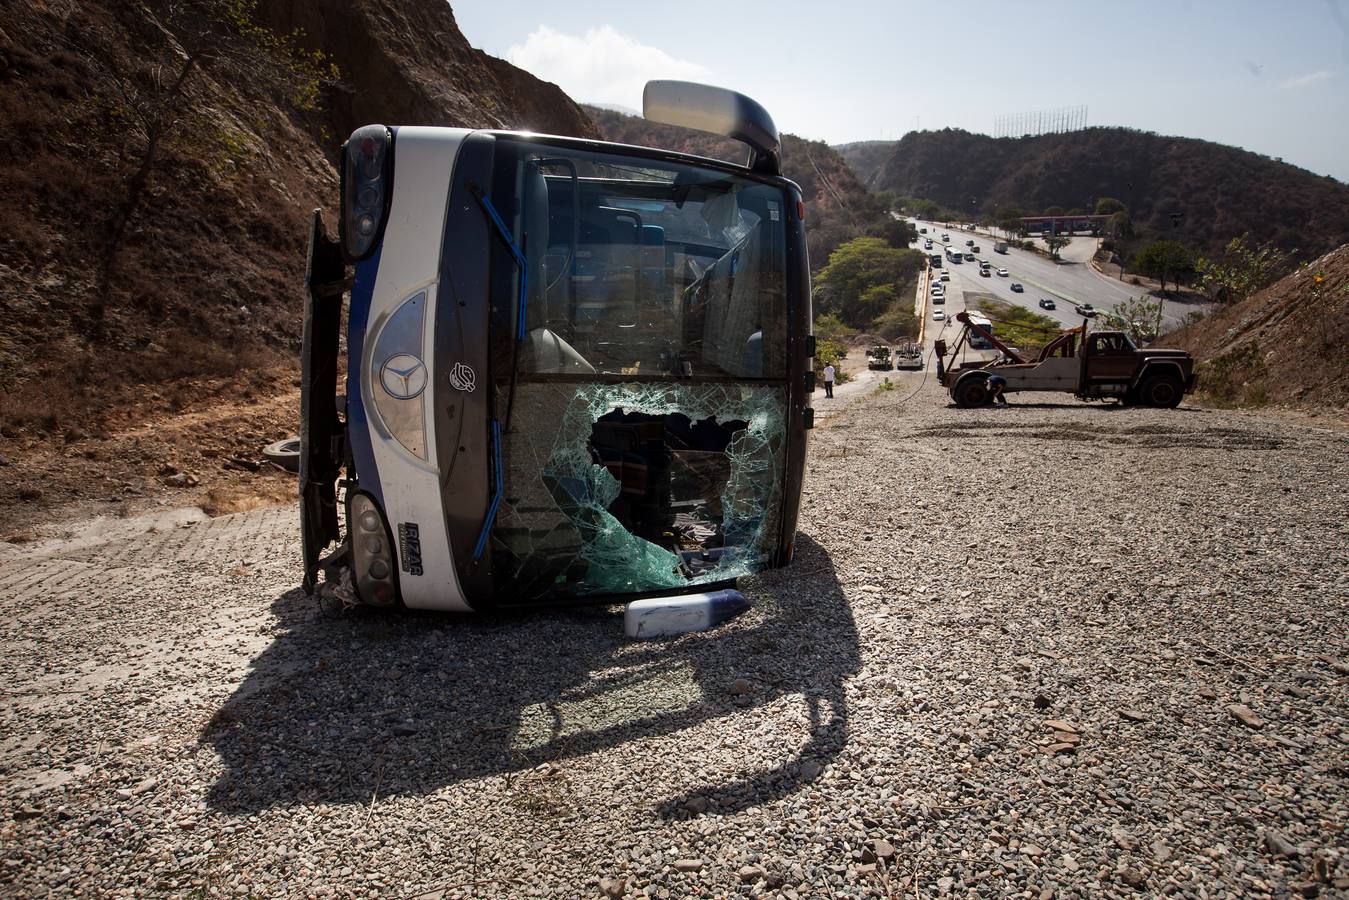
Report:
341,124,391,261
349,492,397,607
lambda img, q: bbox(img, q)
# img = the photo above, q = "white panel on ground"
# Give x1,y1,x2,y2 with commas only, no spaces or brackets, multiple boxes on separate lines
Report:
624,590,752,639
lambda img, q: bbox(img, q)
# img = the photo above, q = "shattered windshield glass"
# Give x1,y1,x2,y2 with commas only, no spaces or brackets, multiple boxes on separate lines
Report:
487,141,795,601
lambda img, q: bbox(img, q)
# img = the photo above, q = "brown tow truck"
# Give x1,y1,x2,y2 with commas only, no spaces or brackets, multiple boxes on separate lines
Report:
936,311,1196,408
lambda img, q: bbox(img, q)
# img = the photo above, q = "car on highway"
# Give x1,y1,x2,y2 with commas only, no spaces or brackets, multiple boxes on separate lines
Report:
933,310,945,321
965,239,974,247
1039,298,1056,309
919,227,927,234
979,266,991,276
996,267,1009,276
963,252,975,262
941,233,950,242
932,294,945,304
1075,303,1097,318
940,271,950,281
924,240,933,249
1010,282,1024,292
971,244,980,252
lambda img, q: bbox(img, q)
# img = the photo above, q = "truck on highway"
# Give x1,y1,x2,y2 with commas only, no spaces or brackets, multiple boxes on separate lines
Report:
935,312,1196,408
995,241,1008,254
867,345,894,370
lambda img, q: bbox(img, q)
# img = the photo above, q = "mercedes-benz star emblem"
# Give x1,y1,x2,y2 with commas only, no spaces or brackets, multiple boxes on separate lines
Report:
379,353,428,400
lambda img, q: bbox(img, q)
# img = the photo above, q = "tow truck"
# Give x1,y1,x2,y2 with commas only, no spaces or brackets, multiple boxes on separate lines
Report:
867,345,894,370
935,312,1195,407
894,341,924,370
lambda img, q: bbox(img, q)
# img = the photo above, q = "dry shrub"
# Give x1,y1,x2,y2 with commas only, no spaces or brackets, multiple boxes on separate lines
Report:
200,480,296,517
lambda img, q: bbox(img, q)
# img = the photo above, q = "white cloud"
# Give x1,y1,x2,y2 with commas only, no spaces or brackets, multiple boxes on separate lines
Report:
506,25,711,111
1278,69,1334,89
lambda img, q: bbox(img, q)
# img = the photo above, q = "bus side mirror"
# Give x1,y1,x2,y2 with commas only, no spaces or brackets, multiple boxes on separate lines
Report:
643,80,781,176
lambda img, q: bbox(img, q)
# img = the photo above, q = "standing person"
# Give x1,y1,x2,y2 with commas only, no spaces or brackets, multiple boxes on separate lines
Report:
822,362,835,398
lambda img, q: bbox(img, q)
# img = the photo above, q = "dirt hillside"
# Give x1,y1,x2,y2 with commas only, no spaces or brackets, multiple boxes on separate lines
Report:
1166,245,1349,411
0,0,594,531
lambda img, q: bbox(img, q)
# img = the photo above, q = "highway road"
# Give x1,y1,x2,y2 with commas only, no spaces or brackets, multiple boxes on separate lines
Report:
908,218,1194,332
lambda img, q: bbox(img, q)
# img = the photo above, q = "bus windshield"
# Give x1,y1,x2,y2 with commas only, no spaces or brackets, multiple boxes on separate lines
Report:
484,140,798,602
494,140,789,380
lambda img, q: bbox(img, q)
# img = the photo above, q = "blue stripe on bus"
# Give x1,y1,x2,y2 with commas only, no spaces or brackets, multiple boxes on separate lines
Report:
346,245,383,508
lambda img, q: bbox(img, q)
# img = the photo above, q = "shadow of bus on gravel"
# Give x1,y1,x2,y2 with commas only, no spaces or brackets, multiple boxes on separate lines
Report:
199,534,858,818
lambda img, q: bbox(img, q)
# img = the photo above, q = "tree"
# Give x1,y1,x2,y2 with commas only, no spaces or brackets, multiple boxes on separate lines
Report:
874,189,898,211
868,216,918,249
816,237,925,328
1195,234,1292,303
1110,295,1164,344
1132,240,1196,293
1044,206,1066,217
911,198,941,219
91,0,337,317
1094,197,1126,216
1044,233,1071,259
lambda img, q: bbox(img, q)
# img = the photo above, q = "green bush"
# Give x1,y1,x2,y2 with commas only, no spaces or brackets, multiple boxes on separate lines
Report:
1195,341,1268,407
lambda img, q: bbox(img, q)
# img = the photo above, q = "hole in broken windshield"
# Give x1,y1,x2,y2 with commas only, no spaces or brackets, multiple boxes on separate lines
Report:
589,411,749,577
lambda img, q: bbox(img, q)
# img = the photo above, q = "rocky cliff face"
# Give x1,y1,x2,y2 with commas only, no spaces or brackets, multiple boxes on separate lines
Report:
0,0,594,439
260,0,597,144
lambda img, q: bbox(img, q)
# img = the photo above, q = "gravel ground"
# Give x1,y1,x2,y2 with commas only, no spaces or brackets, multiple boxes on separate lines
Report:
1,382,1347,898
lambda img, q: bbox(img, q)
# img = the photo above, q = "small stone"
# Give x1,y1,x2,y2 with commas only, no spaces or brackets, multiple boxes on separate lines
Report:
737,865,765,884
1043,742,1076,755
114,789,134,800
680,796,708,814
1262,830,1298,857
12,806,42,821
937,876,955,892
1033,694,1052,710
1118,868,1146,888
1043,720,1078,734
856,863,876,875
391,722,419,736
872,839,896,860
800,760,823,780
1118,708,1147,722
1197,686,1217,700
729,678,752,696
599,876,626,898
1052,731,1081,744
1020,843,1043,857
1061,853,1079,872
1295,883,1321,899
131,777,157,796
672,859,704,873
1228,704,1266,729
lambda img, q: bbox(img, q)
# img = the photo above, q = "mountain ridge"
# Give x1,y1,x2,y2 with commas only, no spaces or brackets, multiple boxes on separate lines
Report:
836,127,1349,259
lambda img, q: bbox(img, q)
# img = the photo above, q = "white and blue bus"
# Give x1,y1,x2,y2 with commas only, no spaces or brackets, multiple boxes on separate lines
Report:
945,245,963,264
966,312,995,349
300,82,815,612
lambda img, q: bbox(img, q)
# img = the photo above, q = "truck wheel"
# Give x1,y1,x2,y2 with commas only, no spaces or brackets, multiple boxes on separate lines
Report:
1138,373,1184,408
953,376,990,408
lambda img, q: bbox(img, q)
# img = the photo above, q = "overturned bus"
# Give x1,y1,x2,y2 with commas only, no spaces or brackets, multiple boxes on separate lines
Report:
300,81,815,612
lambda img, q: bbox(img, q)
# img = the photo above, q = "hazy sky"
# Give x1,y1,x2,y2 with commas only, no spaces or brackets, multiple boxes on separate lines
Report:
453,0,1349,183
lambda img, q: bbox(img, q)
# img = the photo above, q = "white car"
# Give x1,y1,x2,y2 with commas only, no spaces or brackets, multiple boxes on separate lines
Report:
924,241,933,249
997,267,1009,276
933,310,945,321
